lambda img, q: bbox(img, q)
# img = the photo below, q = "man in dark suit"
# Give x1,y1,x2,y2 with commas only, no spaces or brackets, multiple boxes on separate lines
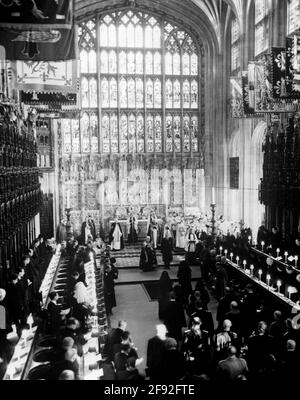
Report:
103,320,127,361
163,291,186,342
146,324,168,381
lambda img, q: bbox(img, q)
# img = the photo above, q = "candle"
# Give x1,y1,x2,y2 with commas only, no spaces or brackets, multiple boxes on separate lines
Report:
277,280,282,292
219,246,223,255
23,329,28,347
287,287,292,300
248,236,252,244
261,241,265,252
243,260,247,269
212,186,216,205
230,252,233,261
224,249,228,257
66,189,70,208
250,265,254,276
258,269,262,280
236,256,239,265
295,255,298,267
284,251,288,263
27,314,33,331
266,274,271,286
276,248,280,257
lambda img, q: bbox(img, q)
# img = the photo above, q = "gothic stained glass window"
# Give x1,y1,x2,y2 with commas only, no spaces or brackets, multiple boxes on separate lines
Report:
78,19,99,152
76,11,201,155
254,0,269,56
287,0,300,34
231,16,240,71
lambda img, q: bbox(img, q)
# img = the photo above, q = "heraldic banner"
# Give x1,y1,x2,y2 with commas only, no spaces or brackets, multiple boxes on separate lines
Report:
0,0,73,29
0,26,76,61
16,60,79,93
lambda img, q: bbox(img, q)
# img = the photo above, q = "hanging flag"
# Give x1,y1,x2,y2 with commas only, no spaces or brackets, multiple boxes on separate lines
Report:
254,58,299,113
270,47,287,99
248,62,256,109
0,0,73,30
16,60,79,93
230,76,244,118
285,37,300,98
241,71,262,117
292,34,300,92
20,90,77,108
0,26,76,61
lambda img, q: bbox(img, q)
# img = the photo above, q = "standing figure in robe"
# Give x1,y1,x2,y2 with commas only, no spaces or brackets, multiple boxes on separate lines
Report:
127,213,138,244
109,219,124,250
56,219,67,243
163,224,173,249
176,220,187,249
80,215,96,245
185,228,198,264
148,222,160,250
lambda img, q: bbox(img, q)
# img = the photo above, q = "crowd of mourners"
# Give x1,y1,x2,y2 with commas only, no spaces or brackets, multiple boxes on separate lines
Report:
103,226,300,382
1,222,300,381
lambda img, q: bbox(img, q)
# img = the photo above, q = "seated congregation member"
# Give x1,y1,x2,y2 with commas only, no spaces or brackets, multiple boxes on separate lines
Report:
224,301,243,337
60,317,87,357
51,348,80,380
279,339,298,381
114,343,142,373
116,357,145,381
216,346,248,381
47,291,68,334
146,324,168,381
246,321,275,375
58,370,76,380
214,319,239,363
72,281,92,333
112,330,138,359
162,337,185,381
182,317,210,377
103,320,127,361
163,291,186,342
268,310,287,348
188,300,214,339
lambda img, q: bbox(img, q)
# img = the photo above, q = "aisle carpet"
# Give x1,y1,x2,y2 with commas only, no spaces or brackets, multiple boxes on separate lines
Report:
142,281,161,301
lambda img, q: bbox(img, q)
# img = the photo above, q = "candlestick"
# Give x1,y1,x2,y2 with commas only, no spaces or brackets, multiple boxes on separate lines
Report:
250,265,254,276
248,236,252,244
219,246,223,255
276,248,280,257
243,260,247,269
284,251,288,263
258,269,262,280
287,287,292,300
277,280,281,292
66,189,70,208
261,241,265,252
236,256,239,265
295,255,298,267
224,249,228,257
230,252,233,261
266,274,271,286
212,186,216,205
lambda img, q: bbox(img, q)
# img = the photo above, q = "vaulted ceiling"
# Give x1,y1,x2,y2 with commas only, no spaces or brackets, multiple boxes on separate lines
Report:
74,0,244,53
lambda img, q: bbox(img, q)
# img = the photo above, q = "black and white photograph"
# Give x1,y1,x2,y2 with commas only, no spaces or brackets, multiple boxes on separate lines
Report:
0,0,300,389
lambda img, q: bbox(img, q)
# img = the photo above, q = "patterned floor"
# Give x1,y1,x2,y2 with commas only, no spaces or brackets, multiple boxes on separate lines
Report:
112,244,185,268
